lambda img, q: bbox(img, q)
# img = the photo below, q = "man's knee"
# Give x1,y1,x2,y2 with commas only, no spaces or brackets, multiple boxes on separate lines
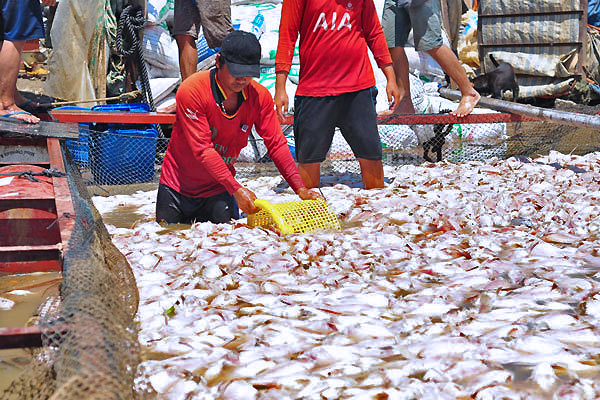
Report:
175,34,196,48
210,200,234,223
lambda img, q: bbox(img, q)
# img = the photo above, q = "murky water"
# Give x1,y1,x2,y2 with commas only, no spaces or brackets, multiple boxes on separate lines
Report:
0,272,61,391
101,204,145,229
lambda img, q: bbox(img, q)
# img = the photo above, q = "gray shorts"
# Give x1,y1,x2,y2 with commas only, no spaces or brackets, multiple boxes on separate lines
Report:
173,0,232,48
381,0,443,51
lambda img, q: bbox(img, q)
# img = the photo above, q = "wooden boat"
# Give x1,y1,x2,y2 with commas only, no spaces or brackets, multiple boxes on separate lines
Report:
0,119,79,349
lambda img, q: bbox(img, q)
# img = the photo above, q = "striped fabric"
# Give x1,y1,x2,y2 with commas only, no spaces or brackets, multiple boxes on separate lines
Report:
478,0,584,98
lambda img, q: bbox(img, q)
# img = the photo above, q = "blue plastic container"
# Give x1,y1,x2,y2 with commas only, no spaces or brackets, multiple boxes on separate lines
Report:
284,132,296,160
86,103,158,184
56,106,91,165
91,103,150,114
90,128,158,185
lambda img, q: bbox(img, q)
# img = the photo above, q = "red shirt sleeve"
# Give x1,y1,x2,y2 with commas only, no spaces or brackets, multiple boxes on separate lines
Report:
275,0,303,74
176,83,242,195
253,84,305,192
362,0,392,69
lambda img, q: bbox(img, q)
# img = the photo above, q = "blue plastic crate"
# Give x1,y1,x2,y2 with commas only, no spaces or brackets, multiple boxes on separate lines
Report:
91,103,150,113
90,128,158,185
284,132,296,160
56,106,91,165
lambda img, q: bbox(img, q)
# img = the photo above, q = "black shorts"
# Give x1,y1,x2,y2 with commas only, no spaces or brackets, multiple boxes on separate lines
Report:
156,184,239,224
293,87,382,163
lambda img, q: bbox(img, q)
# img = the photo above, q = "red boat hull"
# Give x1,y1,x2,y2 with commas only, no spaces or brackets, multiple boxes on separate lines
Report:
0,136,75,274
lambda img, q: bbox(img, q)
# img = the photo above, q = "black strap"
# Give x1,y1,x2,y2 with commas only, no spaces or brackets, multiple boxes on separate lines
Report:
0,168,66,182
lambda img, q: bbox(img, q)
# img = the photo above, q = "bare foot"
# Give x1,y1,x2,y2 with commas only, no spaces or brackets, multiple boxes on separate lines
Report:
451,90,480,117
157,102,176,114
0,105,40,124
391,96,416,114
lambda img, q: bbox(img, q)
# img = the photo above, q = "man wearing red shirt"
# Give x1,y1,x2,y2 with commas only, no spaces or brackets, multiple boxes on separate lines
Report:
157,31,320,224
274,0,400,189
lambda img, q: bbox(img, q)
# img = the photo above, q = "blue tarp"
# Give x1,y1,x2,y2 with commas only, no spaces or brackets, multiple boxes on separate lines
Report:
590,0,600,27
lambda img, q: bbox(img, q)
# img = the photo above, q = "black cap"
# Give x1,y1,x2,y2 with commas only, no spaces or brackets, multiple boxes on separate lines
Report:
220,30,261,78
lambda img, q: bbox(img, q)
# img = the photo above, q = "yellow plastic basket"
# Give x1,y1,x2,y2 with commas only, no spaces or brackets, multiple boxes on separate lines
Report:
247,198,341,234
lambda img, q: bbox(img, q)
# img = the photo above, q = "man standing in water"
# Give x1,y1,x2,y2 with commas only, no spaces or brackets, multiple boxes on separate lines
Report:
274,0,400,190
157,31,321,224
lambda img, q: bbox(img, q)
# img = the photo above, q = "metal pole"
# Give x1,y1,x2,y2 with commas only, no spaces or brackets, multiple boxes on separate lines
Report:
440,87,600,129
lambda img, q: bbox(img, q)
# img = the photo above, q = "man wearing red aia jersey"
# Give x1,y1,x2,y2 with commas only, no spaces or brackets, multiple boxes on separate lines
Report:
274,0,400,189
157,31,321,224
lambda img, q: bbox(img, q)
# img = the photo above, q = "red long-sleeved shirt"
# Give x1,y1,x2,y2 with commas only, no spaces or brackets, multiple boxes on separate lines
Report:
160,70,305,198
275,0,392,96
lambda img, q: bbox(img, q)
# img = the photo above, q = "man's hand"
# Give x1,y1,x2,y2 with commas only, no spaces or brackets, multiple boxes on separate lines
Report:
297,187,323,201
274,71,290,123
42,0,57,6
386,82,400,111
233,187,260,215
381,64,400,111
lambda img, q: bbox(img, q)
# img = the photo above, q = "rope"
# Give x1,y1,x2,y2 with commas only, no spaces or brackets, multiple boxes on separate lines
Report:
0,168,67,182
39,90,142,108
116,5,165,139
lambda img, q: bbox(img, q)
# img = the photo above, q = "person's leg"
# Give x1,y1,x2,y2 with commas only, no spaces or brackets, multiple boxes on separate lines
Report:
156,184,187,224
339,88,384,189
411,0,479,117
204,192,237,223
298,163,321,189
357,158,384,189
389,47,415,114
381,0,414,114
293,95,337,189
196,0,233,49
158,0,202,113
0,0,43,123
426,45,480,117
157,33,196,114
175,34,198,81
0,39,39,123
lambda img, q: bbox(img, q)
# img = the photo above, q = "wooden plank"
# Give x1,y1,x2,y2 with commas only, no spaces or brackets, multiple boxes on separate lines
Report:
0,119,78,139
0,326,42,349
0,165,56,200
47,138,75,252
478,42,583,47
50,110,177,125
281,113,536,126
0,259,62,274
0,136,49,164
0,209,60,247
578,0,588,79
0,324,69,349
478,10,584,18
51,108,538,126
0,199,55,213
0,244,60,252
0,246,62,274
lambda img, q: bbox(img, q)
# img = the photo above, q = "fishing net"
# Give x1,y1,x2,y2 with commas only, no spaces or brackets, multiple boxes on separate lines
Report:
63,107,600,191
1,142,143,400
5,106,599,398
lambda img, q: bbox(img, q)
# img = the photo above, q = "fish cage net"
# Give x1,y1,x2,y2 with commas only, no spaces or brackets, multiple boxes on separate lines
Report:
1,143,143,400
64,111,600,190
21,108,598,398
